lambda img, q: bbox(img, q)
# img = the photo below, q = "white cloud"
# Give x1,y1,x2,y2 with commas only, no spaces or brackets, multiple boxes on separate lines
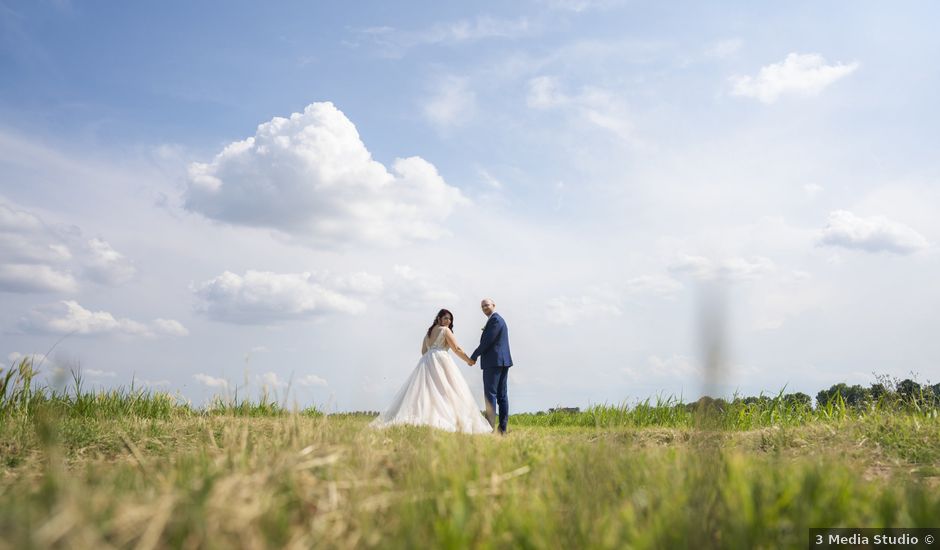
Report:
0,201,76,293
192,269,383,323
152,318,190,337
19,300,188,338
730,52,859,103
257,371,287,389
424,76,477,129
297,374,328,387
669,255,776,282
85,368,116,378
526,76,645,147
545,295,623,325
0,200,134,293
194,373,229,389
0,201,44,231
7,351,55,368
82,237,136,285
385,265,459,308
0,263,77,293
184,102,469,247
818,210,929,254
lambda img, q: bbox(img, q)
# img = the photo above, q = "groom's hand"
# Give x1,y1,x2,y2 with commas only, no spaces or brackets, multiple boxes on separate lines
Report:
468,358,476,366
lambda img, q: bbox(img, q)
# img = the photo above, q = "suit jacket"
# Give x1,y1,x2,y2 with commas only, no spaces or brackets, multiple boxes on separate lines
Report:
471,312,513,369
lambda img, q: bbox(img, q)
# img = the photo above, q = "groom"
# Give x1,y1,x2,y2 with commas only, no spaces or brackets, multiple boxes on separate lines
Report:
469,298,513,434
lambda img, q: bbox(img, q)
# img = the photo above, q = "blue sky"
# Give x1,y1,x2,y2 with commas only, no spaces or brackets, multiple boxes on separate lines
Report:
2,0,939,411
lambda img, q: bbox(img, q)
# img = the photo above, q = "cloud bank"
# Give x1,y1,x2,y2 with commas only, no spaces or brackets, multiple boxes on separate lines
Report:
0,200,135,293
192,269,384,323
20,300,188,337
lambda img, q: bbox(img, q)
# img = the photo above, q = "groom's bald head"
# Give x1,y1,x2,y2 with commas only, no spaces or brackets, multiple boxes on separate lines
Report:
481,298,495,316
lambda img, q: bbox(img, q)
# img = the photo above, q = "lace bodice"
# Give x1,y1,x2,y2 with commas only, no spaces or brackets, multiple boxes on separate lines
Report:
427,328,448,352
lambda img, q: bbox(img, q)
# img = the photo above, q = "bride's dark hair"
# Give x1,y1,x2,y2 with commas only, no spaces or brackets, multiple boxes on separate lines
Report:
427,309,454,338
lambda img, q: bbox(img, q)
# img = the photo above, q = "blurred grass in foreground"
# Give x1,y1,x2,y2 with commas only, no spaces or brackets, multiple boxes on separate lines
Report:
1,356,938,549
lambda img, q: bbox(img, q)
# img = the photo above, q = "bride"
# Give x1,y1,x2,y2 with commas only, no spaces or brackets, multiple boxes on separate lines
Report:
370,309,493,434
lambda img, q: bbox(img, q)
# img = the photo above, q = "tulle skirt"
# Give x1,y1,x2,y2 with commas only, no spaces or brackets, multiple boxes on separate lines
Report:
370,349,493,434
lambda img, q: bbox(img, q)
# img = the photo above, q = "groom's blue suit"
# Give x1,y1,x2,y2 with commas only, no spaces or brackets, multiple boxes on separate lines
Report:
471,312,512,433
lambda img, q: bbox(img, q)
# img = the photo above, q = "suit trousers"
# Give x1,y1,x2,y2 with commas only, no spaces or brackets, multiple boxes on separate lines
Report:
481,366,509,432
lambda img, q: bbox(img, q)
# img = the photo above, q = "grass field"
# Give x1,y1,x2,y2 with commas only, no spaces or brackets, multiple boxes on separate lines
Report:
2,357,939,549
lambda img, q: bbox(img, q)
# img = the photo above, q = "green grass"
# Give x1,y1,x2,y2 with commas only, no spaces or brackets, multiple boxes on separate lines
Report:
1,356,938,549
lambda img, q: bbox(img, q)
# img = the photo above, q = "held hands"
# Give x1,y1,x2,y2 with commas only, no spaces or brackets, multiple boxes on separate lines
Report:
465,357,476,366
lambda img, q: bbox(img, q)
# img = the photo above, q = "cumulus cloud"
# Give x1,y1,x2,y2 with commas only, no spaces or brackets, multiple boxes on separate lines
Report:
19,300,188,338
0,200,134,293
730,52,859,103
7,351,55,368
184,102,468,248
192,269,383,323
152,318,190,337
194,373,228,388
297,374,328,387
257,371,287,389
545,295,623,325
818,210,929,254
669,255,776,282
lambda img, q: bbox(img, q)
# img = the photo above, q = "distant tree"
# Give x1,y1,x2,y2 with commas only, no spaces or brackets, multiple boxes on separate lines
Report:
816,383,846,409
816,383,870,409
869,383,888,400
844,384,870,408
896,379,922,401
783,392,811,408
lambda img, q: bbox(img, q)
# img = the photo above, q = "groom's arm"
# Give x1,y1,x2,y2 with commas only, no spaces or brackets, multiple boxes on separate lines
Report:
471,316,502,361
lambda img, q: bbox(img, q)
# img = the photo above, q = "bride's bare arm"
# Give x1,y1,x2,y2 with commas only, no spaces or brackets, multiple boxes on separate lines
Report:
422,334,429,355
443,328,472,364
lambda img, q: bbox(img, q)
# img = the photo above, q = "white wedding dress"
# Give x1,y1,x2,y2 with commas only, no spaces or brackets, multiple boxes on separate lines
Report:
370,328,493,434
